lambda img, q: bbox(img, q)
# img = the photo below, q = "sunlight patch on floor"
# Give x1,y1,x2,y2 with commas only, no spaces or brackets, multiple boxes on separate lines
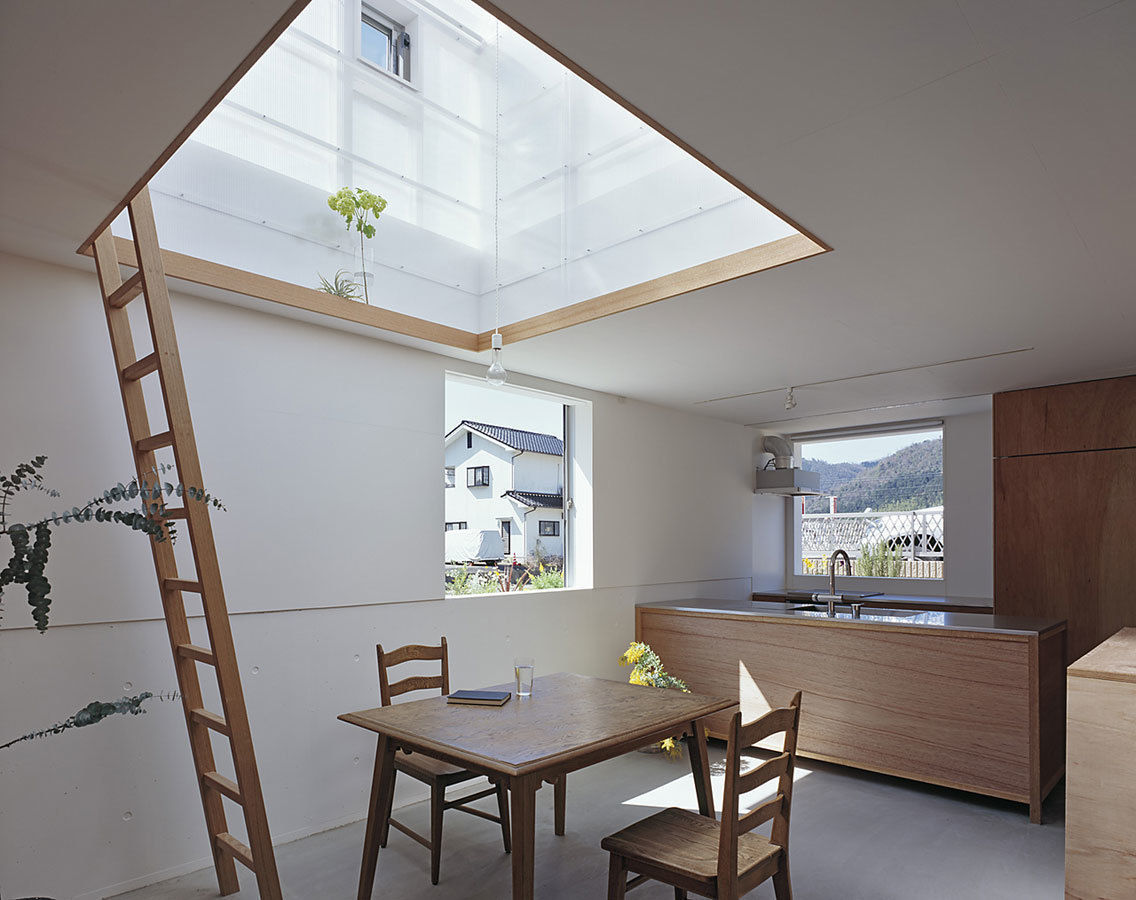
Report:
621,756,812,812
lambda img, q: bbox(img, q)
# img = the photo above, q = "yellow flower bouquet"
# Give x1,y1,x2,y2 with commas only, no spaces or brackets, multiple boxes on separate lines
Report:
619,641,689,759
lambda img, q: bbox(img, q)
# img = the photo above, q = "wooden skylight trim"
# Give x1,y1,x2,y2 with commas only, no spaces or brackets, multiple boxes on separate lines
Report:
81,231,825,351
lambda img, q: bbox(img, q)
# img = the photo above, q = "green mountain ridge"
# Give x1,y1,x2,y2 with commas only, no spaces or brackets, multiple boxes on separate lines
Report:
802,438,943,514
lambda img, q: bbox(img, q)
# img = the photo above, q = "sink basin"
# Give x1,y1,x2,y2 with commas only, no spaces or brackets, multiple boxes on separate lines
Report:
789,605,923,620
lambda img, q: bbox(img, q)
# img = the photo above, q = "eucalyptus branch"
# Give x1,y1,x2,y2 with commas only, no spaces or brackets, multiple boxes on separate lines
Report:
2,455,227,632
0,691,181,750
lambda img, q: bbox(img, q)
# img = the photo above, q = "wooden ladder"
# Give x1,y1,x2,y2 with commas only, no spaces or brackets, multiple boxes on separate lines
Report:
90,187,283,898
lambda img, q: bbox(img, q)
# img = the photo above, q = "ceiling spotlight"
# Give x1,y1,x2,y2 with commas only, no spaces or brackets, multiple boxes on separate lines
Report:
785,387,797,411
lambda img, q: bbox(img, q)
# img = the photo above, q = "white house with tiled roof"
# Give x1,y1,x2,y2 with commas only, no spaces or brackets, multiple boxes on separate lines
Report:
444,421,564,562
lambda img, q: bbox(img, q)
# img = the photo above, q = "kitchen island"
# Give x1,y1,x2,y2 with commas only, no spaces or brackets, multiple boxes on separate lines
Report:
636,598,1066,822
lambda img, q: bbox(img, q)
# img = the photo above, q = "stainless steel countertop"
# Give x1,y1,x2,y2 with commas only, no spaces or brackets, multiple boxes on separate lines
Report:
752,590,994,609
637,597,1065,637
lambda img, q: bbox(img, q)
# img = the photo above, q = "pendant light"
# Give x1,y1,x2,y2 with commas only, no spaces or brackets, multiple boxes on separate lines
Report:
486,20,508,386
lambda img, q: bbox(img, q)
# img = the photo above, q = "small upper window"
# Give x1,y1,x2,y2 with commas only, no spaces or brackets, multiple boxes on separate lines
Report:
467,432,473,449
539,520,560,537
467,466,490,487
360,7,410,80
444,467,455,488
445,521,467,531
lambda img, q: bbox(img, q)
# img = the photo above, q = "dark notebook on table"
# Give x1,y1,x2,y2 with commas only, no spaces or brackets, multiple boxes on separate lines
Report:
447,690,511,707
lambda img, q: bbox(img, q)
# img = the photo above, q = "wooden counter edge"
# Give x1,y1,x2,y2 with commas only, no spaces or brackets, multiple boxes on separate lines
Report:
1065,667,1136,685
637,604,1046,642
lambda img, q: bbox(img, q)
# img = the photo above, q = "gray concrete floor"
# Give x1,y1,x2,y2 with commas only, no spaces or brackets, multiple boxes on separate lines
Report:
117,745,1065,899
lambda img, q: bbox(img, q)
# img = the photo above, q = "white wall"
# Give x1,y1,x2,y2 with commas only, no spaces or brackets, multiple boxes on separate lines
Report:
521,506,564,560
513,451,562,495
0,251,754,898
444,432,517,549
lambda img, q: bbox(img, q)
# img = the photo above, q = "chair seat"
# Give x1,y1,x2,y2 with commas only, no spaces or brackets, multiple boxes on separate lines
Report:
602,807,781,884
395,749,482,783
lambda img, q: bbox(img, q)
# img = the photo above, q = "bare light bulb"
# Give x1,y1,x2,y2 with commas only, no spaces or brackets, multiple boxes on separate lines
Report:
486,332,508,386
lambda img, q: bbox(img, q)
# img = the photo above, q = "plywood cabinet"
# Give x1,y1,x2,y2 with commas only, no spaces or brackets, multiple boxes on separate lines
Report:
1065,628,1136,899
994,448,1136,663
637,604,1066,822
994,375,1136,664
994,375,1136,457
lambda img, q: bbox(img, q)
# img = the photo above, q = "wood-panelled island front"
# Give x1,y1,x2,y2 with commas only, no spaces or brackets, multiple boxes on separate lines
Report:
637,599,1066,822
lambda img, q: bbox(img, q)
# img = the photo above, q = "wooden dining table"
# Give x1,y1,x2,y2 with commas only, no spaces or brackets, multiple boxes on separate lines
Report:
339,672,735,899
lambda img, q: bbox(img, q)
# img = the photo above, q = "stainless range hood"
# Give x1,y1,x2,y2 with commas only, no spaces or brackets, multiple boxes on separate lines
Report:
754,435,821,497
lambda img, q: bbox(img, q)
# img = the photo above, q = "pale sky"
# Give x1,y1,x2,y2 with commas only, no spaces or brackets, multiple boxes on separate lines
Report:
801,430,940,465
445,378,564,438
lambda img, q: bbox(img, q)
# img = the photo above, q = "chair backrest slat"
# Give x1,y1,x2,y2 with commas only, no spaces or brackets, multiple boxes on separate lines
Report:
377,637,449,706
739,706,797,747
717,692,802,898
736,751,790,796
384,643,446,666
387,674,444,698
738,793,785,833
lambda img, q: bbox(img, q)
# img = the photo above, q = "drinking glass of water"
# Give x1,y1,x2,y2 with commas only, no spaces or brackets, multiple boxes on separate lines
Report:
514,656,535,697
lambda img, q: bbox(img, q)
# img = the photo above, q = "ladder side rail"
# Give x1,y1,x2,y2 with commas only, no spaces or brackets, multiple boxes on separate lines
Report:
126,188,282,899
91,230,240,895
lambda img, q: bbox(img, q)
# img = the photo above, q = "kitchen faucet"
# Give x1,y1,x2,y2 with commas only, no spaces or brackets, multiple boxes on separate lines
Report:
825,549,852,616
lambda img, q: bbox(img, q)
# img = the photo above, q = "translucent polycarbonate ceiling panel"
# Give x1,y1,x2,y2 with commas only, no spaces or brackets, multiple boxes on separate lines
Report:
140,0,802,336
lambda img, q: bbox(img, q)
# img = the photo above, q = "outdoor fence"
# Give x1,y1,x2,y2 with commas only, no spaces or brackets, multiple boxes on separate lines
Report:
801,508,944,579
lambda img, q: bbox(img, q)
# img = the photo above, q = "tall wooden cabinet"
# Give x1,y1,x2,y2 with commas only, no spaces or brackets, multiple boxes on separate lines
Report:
994,375,1136,663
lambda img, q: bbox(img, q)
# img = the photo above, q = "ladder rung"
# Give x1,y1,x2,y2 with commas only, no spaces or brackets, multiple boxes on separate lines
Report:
164,506,189,519
190,708,231,736
122,352,159,381
108,270,144,308
164,578,202,594
203,771,243,804
177,642,216,665
135,430,174,453
215,832,255,870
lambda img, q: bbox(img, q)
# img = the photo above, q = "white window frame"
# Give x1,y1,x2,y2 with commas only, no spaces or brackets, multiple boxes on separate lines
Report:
359,4,412,82
444,466,455,488
444,372,593,594
785,421,945,596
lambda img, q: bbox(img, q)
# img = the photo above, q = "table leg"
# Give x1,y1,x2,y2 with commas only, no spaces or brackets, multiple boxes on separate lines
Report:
509,774,539,900
685,718,715,819
358,733,396,900
553,774,566,836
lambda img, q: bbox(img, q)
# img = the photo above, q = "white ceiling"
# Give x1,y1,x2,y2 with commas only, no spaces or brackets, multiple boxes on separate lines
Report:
2,0,1134,427
480,0,1136,425
0,0,301,263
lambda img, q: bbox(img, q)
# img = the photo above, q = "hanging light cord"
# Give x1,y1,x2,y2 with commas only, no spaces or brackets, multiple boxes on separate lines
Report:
493,19,501,338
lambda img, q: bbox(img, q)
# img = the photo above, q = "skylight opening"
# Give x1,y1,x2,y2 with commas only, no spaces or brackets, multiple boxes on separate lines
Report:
113,0,824,346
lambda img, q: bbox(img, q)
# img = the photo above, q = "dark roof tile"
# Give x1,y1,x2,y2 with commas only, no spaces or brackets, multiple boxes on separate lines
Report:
503,490,563,509
452,420,564,455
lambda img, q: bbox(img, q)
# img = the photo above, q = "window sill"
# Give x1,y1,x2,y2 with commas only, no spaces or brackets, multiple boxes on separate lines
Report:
444,586,574,600
358,55,419,92
788,574,946,596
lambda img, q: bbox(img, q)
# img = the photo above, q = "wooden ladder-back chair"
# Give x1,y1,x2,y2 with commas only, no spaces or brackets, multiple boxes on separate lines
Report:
602,692,803,900
376,637,511,885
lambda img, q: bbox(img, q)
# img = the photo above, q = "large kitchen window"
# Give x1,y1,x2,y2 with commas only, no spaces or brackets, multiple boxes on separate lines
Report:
790,424,944,581
444,374,592,596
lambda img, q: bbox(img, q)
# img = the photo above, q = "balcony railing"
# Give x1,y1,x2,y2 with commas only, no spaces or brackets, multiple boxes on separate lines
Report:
801,508,944,579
